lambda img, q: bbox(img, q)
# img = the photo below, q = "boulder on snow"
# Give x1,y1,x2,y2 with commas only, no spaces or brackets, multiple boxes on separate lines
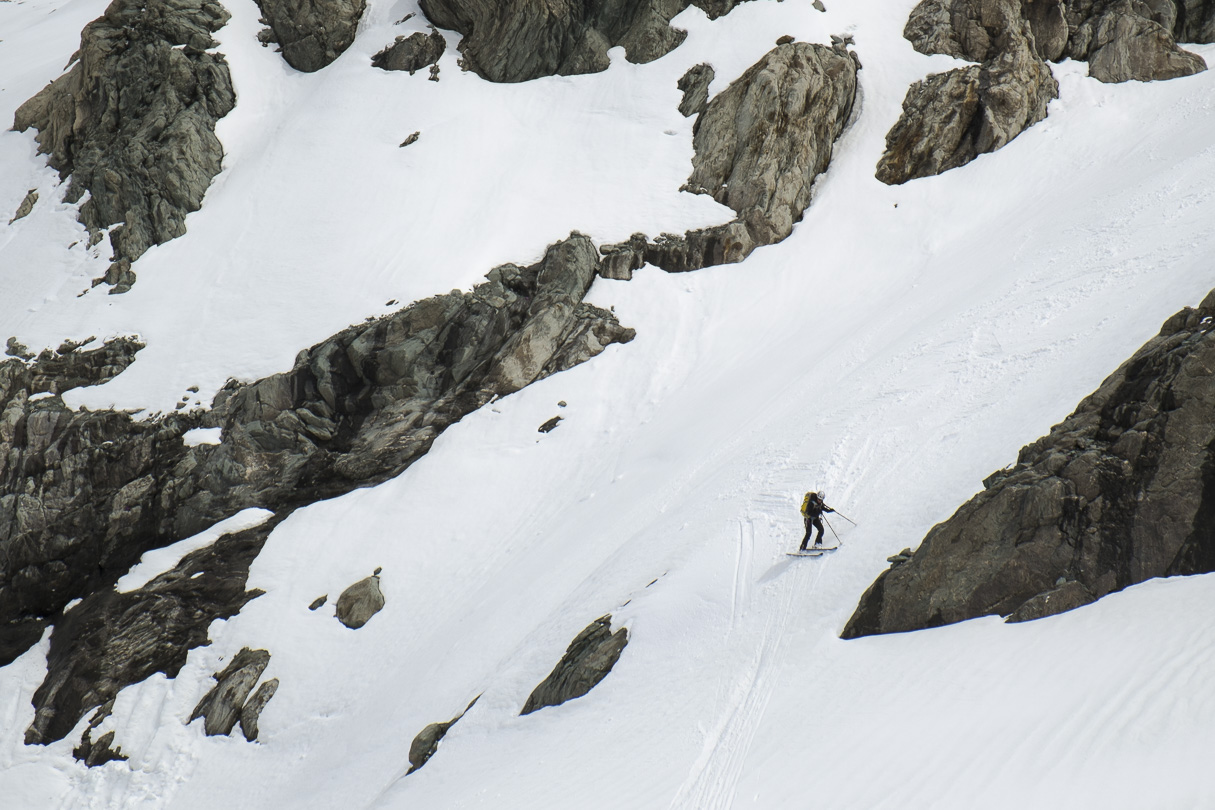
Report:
240,677,280,741
407,696,479,773
843,289,1215,639
13,0,235,291
335,574,385,629
521,615,628,715
189,648,273,738
373,29,447,73
8,190,37,224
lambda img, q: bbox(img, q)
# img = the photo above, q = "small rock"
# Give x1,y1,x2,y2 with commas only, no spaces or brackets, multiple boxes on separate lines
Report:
239,677,280,741
9,189,37,224
812,0,825,10
400,131,420,148
557,401,567,407
429,64,440,81
776,35,795,45
308,595,327,611
538,416,563,433
372,29,446,74
335,574,385,629
521,615,628,715
407,696,479,774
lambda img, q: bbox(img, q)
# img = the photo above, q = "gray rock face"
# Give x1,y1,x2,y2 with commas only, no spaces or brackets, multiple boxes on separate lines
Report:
373,29,447,73
602,42,859,273
255,0,366,72
335,574,384,629
418,0,751,83
884,0,1207,183
12,0,235,292
190,647,273,737
4,234,634,745
407,696,478,774
521,615,628,715
876,35,1057,185
843,289,1215,639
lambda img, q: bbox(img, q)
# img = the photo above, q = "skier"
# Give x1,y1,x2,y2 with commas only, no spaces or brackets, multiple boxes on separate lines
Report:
799,491,834,551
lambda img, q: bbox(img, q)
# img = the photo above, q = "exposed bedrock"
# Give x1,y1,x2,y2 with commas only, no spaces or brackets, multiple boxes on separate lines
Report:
875,34,1057,185
417,0,752,83
372,28,447,73
521,615,628,715
601,41,859,275
255,0,367,72
12,0,235,292
883,0,1207,183
4,234,634,744
843,290,1215,639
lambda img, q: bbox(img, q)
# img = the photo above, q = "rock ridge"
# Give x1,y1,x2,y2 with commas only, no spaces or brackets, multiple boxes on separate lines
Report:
843,289,1215,639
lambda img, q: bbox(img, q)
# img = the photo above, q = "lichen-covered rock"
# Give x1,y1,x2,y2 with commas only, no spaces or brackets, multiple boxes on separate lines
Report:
373,29,447,73
602,41,858,273
843,289,1215,639
418,0,751,83
335,574,385,629
3,235,634,744
876,35,1057,185
255,0,366,72
12,0,235,291
521,615,628,715
189,647,272,737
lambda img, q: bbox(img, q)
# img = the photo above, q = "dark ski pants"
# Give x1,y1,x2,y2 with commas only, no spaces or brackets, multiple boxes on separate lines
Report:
799,516,824,550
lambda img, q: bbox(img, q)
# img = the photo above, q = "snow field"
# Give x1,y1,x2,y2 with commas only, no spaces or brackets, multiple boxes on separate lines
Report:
0,0,1214,807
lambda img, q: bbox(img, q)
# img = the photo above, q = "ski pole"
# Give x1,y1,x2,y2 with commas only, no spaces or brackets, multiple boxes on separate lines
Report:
823,515,842,545
833,510,857,526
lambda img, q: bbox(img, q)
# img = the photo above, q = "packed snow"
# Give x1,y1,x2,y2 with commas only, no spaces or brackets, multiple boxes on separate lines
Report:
1,0,1214,807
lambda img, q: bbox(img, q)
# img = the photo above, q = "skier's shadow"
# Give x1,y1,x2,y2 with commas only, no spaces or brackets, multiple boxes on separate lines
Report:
758,557,798,584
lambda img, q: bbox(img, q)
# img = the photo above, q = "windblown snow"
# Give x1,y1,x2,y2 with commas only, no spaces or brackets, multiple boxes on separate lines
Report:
1,0,1214,806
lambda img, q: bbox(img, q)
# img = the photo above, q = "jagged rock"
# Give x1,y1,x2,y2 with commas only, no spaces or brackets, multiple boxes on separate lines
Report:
418,0,752,83
875,34,1057,185
190,647,272,737
407,696,478,774
12,0,235,289
255,0,366,72
239,677,279,741
373,29,447,73
603,42,858,273
335,574,385,629
843,289,1215,639
521,615,628,715
1175,0,1215,41
8,190,37,224
3,235,634,744
73,729,127,767
24,522,276,745
677,63,715,119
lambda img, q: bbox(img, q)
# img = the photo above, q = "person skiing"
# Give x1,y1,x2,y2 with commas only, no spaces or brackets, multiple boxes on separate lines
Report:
799,491,835,550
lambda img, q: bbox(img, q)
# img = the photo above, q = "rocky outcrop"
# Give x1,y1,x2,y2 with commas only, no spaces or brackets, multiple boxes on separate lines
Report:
189,647,274,738
334,573,384,628
12,0,235,292
418,0,752,83
521,615,628,715
881,0,1208,183
373,29,446,73
255,0,366,72
239,677,279,741
5,234,634,745
677,63,715,118
875,35,1057,185
843,290,1215,639
601,41,859,275
407,696,478,774
26,520,275,746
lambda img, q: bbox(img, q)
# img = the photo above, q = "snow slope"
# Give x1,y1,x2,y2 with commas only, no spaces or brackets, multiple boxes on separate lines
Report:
1,0,1214,807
